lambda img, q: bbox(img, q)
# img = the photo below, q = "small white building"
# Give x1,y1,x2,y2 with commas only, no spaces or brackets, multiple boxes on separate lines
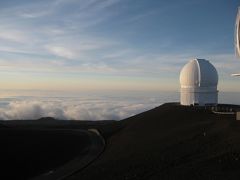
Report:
179,59,218,106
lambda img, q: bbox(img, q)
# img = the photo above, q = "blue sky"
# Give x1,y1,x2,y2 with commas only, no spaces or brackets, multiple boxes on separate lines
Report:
0,0,239,93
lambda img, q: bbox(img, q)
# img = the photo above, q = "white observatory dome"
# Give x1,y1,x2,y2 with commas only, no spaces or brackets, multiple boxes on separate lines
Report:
180,59,218,106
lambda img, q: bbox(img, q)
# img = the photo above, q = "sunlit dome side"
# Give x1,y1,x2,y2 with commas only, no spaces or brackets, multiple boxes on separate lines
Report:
236,7,240,57
179,59,218,106
180,59,218,88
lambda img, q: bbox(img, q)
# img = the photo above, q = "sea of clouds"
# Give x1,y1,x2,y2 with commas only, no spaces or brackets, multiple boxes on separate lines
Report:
0,92,179,120
0,91,238,121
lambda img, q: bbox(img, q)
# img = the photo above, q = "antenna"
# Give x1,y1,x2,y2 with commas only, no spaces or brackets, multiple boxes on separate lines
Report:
231,7,240,76
236,7,240,57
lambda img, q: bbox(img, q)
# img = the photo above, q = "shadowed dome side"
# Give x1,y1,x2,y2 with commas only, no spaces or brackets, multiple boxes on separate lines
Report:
180,59,218,88
197,59,218,87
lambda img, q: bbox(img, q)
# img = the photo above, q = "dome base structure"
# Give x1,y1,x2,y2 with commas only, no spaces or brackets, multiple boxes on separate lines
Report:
179,59,218,106
180,90,218,106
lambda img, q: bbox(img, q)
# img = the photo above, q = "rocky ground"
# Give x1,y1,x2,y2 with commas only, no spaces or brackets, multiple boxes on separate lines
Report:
2,103,240,180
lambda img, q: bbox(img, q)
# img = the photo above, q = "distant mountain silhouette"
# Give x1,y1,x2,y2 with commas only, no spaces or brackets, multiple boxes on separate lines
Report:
37,117,56,121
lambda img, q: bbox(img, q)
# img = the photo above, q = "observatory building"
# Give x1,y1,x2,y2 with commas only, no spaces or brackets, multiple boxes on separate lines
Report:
180,59,218,106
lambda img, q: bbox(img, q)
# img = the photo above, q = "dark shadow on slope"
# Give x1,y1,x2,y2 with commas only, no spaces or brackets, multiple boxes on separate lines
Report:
0,128,90,180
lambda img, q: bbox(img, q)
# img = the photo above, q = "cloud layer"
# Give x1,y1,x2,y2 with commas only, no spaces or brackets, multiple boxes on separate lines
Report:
0,94,175,120
0,91,239,121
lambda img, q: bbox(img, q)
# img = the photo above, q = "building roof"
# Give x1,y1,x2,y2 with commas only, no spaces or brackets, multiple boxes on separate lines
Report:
180,59,218,88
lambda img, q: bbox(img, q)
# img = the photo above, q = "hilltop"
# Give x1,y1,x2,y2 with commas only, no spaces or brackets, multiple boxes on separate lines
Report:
2,103,240,180
68,103,240,180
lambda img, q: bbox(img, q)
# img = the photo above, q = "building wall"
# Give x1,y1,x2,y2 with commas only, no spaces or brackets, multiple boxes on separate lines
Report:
180,90,218,106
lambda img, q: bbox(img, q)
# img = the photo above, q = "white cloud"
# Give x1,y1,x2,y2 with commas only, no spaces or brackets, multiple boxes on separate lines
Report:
0,91,239,121
45,45,76,59
0,95,165,120
0,30,29,43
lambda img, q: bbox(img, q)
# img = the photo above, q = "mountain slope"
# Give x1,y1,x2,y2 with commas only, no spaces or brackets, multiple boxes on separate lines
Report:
68,103,240,180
